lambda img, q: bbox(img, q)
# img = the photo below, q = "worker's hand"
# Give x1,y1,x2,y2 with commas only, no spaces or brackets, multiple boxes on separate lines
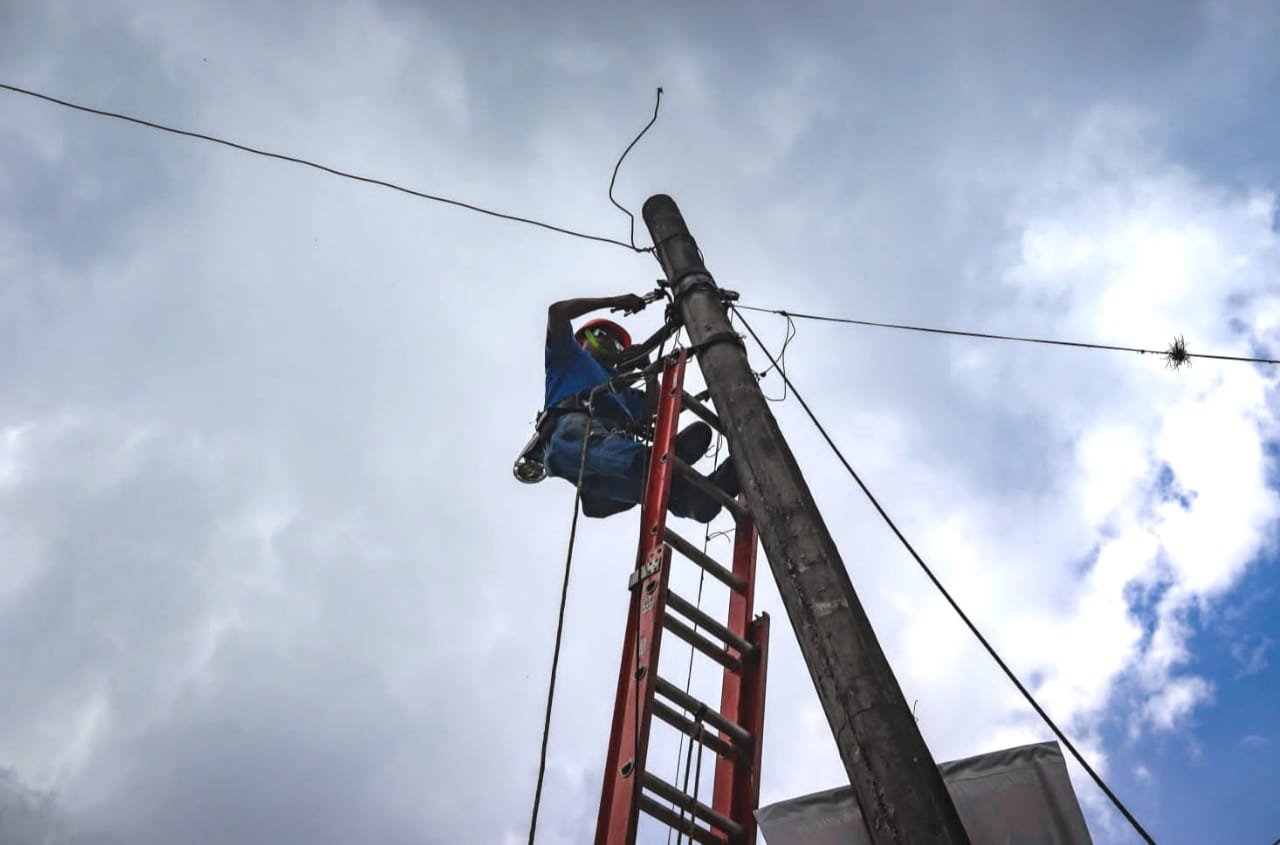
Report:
610,293,650,315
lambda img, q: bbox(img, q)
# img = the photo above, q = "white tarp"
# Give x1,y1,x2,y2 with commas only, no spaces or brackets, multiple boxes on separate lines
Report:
755,740,1092,844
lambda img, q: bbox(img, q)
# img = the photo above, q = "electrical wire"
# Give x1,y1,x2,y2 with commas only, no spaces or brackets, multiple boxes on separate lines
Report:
729,304,794,399
753,311,796,401
735,303,1280,368
731,305,1159,845
1,81,649,253
684,719,706,844
676,719,701,844
608,87,663,251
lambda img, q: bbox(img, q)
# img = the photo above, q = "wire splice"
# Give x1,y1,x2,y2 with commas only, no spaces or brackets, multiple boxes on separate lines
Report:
735,304,1280,367
732,304,1159,845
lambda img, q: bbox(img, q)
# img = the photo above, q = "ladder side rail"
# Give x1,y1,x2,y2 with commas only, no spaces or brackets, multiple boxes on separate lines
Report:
595,353,688,845
712,508,764,841
733,615,769,844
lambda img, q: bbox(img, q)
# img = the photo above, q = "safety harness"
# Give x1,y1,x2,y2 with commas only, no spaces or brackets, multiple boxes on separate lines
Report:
513,288,742,485
513,314,678,484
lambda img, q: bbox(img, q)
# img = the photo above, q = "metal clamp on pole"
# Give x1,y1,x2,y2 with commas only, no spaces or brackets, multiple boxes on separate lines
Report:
645,197,720,309
671,270,717,303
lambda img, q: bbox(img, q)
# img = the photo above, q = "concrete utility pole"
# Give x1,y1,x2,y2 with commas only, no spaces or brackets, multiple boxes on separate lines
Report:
642,195,971,845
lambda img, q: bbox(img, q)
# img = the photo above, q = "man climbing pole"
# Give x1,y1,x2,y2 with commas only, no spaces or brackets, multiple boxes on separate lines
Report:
539,292,739,521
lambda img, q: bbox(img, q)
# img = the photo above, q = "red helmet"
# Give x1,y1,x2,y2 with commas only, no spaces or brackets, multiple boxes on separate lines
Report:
575,318,632,352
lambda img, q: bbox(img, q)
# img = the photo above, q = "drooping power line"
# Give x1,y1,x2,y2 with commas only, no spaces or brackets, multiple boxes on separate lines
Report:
731,304,1159,845
1,81,650,253
735,303,1280,368
608,87,664,251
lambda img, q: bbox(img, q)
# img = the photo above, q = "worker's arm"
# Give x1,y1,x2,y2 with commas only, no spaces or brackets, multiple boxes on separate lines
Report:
546,294,647,340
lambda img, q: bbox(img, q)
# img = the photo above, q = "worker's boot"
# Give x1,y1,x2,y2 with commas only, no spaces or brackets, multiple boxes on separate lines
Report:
685,456,741,523
673,421,712,465
708,457,741,499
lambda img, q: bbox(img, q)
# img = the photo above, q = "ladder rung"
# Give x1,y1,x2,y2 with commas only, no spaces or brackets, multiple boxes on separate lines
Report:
654,677,753,750
664,529,747,594
672,457,750,524
637,795,723,845
643,772,745,841
664,614,741,673
666,592,755,659
651,700,737,760
681,391,724,434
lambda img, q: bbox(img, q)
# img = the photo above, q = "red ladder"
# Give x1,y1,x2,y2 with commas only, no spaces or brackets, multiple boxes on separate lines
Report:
595,351,770,845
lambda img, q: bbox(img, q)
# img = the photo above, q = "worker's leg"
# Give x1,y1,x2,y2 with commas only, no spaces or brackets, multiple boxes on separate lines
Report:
543,413,647,517
671,456,742,522
544,414,742,522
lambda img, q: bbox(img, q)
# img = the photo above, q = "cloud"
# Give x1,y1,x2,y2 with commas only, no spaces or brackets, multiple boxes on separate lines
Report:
786,101,1280,831
0,768,124,845
1230,633,1272,677
1144,676,1215,732
3,3,1280,845
981,109,1280,740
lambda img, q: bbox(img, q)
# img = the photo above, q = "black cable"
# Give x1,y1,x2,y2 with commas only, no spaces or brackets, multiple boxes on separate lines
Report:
681,719,706,845
1,81,648,253
731,305,1159,845
528,400,596,844
608,87,663,251
754,311,796,401
675,718,700,845
736,303,1280,367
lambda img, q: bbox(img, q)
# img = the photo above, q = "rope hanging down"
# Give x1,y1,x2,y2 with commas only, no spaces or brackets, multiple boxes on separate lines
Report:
528,396,596,845
1,81,649,253
731,305,1158,845
527,352,670,842
736,303,1280,368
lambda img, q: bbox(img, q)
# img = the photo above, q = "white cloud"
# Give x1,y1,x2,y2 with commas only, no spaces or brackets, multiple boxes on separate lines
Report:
1144,676,1215,732
3,3,1280,844
1231,634,1272,678
789,105,1280,838
968,108,1280,742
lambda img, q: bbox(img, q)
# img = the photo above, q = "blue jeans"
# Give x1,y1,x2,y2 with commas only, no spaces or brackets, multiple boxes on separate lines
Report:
543,413,696,519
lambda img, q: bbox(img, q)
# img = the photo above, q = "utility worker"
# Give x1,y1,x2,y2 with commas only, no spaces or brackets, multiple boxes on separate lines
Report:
542,292,739,521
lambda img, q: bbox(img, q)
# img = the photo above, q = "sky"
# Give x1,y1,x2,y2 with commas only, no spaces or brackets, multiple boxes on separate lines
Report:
1,1,1279,843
